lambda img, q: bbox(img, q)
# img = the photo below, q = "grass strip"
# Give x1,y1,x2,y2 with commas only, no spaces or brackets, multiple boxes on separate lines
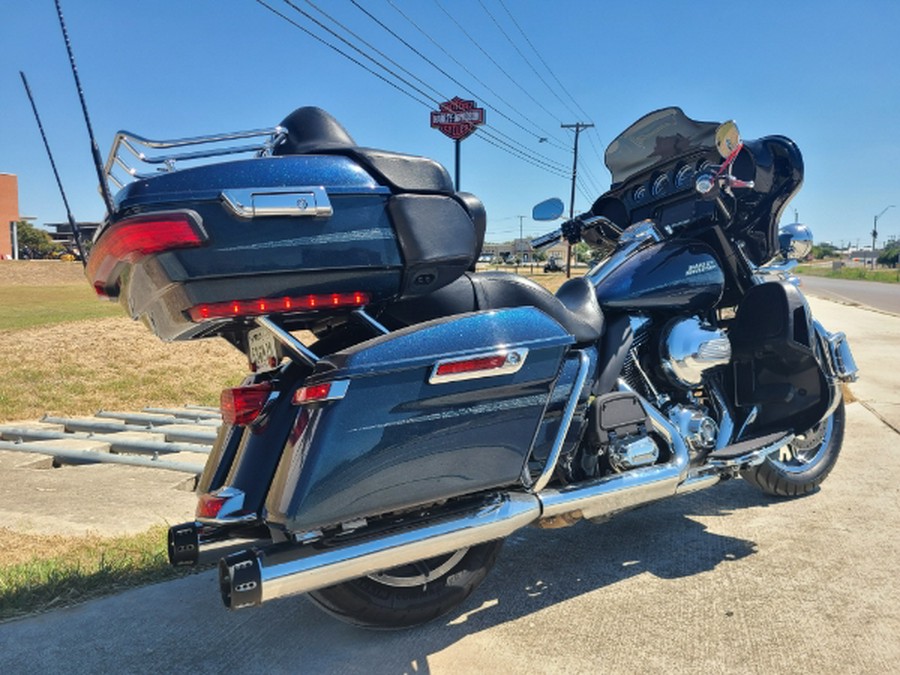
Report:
0,526,195,623
796,265,900,284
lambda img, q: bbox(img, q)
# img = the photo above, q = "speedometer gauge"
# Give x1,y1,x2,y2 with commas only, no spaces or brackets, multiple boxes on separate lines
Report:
651,173,670,197
675,164,694,189
632,185,648,202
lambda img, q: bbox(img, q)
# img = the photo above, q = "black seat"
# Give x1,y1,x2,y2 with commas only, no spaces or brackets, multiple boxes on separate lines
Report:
383,272,604,344
274,106,454,194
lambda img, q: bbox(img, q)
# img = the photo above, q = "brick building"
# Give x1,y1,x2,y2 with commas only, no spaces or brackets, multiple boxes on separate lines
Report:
0,173,19,259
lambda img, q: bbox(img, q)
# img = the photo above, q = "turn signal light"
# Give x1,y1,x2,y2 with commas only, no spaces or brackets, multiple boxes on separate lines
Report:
189,292,370,321
220,383,273,426
87,212,205,296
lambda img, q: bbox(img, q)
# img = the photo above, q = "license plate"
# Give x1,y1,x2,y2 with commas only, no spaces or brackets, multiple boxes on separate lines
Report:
247,327,278,371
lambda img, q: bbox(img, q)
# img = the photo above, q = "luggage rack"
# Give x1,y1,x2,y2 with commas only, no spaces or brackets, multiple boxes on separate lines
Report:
103,125,287,191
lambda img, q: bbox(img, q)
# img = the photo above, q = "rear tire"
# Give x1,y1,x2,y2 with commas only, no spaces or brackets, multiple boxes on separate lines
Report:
307,540,503,629
741,401,845,497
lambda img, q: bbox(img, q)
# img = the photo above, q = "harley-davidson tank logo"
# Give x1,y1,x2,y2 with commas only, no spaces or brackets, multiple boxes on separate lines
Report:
685,260,717,277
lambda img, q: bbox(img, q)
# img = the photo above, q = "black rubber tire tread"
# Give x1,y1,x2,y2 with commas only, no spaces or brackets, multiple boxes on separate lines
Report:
740,401,845,498
307,540,504,629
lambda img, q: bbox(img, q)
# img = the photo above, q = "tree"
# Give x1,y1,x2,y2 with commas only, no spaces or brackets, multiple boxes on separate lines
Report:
811,243,837,259
877,243,900,268
15,221,62,259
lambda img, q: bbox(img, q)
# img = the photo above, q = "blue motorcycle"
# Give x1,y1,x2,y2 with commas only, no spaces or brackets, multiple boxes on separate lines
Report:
88,106,857,628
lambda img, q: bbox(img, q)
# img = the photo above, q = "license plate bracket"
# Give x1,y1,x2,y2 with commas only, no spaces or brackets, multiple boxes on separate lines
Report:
247,326,279,371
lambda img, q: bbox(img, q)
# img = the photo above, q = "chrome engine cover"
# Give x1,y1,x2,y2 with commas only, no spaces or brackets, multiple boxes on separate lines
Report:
609,435,659,472
660,317,731,388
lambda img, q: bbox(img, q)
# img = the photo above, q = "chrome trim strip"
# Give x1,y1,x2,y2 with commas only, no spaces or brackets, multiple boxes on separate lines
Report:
221,187,333,219
428,348,529,385
531,351,592,493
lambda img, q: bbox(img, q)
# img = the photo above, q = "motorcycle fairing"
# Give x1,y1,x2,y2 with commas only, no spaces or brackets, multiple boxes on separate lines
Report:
264,307,575,535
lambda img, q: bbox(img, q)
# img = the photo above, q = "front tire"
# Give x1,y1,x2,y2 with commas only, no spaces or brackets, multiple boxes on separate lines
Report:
741,401,845,497
307,540,504,629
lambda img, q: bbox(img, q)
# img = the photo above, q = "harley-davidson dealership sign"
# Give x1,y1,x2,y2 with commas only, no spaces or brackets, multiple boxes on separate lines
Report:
430,97,485,141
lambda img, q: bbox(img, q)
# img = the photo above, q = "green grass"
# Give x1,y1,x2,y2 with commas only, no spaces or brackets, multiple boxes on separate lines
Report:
0,526,195,623
796,264,900,284
0,285,122,331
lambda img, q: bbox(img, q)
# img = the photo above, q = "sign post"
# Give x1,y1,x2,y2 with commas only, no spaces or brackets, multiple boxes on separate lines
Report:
430,97,485,190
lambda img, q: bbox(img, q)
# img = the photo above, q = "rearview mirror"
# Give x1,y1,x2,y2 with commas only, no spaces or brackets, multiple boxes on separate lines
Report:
532,197,565,221
778,222,814,260
715,120,741,158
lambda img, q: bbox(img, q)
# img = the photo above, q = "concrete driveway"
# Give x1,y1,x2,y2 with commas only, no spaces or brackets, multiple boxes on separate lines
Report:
1,296,897,674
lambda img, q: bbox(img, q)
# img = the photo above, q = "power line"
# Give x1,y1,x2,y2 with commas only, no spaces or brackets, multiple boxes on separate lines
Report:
357,0,571,154
254,0,433,108
257,0,573,182
478,0,581,121
496,0,594,123
432,0,566,129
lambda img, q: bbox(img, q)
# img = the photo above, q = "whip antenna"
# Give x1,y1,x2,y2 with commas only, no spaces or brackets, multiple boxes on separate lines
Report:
19,71,87,266
53,0,115,216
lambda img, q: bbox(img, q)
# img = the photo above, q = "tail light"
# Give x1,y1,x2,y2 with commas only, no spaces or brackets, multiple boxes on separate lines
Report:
87,211,205,297
221,383,273,426
292,380,350,405
189,292,370,322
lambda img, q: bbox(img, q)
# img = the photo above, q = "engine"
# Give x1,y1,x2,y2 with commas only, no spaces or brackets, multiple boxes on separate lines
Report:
659,317,731,388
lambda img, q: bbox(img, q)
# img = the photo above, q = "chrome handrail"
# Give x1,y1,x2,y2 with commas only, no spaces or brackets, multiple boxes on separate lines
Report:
104,125,286,191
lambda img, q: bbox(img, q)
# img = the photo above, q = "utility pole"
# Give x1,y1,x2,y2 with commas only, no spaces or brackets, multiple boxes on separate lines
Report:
872,205,895,268
561,122,594,277
516,215,525,274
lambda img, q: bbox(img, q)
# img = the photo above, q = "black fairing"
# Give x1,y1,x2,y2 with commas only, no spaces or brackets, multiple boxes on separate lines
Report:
728,136,804,265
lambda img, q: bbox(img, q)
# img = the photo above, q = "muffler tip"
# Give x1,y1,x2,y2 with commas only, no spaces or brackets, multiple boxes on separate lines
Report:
219,549,262,610
167,522,200,567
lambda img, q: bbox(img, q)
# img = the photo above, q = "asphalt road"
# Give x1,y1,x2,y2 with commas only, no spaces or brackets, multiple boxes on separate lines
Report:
799,274,900,315
1,295,898,674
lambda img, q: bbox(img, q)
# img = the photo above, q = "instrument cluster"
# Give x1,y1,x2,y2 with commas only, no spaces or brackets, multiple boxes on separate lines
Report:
628,156,715,207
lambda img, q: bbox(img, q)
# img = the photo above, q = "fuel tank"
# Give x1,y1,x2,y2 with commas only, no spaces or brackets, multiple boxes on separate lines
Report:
595,241,725,313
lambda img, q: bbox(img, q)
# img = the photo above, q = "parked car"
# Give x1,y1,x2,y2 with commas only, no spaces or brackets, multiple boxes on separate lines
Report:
544,257,563,273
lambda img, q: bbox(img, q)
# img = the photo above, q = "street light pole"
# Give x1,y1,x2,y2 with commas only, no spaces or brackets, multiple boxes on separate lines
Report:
873,204,896,267
561,121,594,278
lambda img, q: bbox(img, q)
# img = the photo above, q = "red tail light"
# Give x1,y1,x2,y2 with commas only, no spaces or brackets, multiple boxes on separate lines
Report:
196,493,228,519
434,355,508,378
88,212,205,296
189,292,370,321
292,380,350,405
220,383,273,426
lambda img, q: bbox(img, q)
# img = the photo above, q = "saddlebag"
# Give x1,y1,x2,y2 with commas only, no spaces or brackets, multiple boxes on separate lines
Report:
263,307,575,535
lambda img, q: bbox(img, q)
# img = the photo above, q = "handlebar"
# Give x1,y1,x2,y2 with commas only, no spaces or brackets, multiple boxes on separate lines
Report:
532,214,622,249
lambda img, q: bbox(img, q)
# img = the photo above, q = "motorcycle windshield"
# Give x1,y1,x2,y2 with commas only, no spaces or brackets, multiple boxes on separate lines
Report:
605,108,720,184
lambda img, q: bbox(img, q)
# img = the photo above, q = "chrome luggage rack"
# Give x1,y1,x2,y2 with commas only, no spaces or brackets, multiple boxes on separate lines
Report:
103,125,287,192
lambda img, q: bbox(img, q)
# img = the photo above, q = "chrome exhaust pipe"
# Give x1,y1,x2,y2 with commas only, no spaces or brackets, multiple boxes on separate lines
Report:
219,492,541,609
537,396,693,524
218,390,711,610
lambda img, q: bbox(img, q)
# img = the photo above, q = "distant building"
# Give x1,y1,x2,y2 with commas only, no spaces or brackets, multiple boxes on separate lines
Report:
45,221,101,251
0,173,20,259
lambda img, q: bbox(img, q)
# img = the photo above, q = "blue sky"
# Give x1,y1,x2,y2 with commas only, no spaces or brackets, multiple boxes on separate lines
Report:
2,0,898,247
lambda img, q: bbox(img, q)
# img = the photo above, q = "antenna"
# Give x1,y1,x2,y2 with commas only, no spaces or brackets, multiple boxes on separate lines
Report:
20,71,87,266
53,0,115,215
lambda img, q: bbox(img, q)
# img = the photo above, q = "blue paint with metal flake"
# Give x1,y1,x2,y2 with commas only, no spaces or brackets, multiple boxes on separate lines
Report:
265,307,575,533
